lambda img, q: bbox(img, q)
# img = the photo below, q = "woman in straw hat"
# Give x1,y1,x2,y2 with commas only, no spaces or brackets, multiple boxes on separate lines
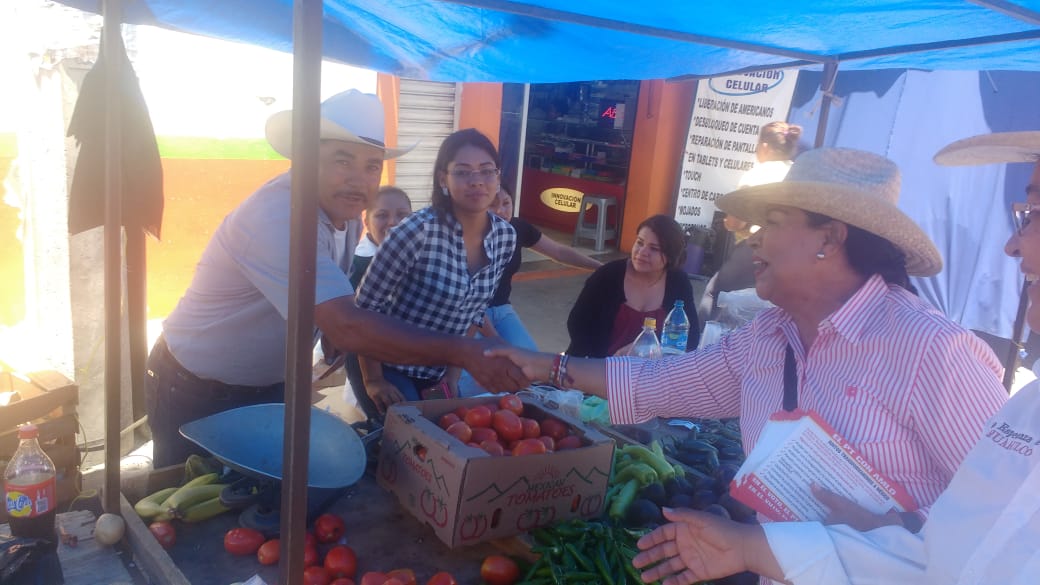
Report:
491,148,1007,534
627,132,1040,585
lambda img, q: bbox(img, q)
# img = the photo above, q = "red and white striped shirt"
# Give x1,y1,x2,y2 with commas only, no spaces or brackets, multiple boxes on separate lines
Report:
607,274,1008,514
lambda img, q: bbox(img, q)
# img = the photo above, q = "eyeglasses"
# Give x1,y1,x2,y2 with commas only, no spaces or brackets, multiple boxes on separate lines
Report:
1012,202,1040,235
448,168,500,182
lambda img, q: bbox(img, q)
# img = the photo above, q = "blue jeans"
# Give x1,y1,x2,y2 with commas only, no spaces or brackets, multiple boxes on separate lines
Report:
457,304,538,397
145,336,284,468
344,355,429,421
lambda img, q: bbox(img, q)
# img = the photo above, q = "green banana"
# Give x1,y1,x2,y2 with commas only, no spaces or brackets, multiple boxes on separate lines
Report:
165,483,226,517
180,472,219,489
180,495,231,523
134,487,179,519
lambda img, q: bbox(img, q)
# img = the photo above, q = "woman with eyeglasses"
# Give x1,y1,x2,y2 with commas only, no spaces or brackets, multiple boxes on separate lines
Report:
353,128,516,417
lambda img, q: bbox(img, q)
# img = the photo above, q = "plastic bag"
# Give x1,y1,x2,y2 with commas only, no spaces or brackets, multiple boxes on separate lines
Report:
715,288,774,330
518,386,585,420
0,535,63,585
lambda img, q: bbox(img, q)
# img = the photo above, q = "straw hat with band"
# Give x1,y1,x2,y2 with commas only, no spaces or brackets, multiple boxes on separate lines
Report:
933,131,1040,166
717,147,943,277
265,89,416,160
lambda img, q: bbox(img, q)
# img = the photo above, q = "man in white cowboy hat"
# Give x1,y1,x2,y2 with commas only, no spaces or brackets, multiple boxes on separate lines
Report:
489,146,1009,579
622,133,1040,585
145,90,528,468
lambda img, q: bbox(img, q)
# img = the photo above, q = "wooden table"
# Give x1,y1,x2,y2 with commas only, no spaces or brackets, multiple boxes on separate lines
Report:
2,510,141,585
129,467,509,584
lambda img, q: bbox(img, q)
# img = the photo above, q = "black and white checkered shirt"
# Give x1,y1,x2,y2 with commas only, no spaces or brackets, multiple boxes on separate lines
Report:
355,206,516,380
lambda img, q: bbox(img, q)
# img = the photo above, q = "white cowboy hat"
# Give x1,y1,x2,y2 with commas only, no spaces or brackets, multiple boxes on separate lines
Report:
718,147,942,277
265,89,416,160
933,131,1040,166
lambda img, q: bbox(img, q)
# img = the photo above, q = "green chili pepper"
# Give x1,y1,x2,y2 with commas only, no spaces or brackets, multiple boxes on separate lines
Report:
608,479,639,519
622,444,676,481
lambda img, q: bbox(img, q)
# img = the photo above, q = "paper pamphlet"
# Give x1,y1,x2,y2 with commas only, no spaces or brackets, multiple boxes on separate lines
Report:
730,409,917,522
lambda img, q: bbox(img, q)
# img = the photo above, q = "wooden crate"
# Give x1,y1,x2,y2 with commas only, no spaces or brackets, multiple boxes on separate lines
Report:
0,370,82,519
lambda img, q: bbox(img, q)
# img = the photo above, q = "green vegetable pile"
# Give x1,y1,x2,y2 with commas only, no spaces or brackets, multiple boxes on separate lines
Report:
519,519,655,585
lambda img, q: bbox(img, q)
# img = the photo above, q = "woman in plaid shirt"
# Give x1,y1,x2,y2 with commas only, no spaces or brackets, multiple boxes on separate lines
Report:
354,129,516,417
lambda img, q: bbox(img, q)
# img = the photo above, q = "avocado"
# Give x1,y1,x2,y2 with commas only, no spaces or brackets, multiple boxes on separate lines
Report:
624,498,663,528
667,493,695,509
639,482,667,507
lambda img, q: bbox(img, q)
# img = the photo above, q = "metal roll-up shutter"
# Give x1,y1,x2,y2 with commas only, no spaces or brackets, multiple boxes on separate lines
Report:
395,79,459,208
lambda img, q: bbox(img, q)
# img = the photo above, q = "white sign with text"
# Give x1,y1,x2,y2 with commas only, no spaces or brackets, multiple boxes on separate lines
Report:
675,70,799,228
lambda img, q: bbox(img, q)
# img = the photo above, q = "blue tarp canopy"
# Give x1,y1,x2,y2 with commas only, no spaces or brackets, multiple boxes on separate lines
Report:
56,1,1040,82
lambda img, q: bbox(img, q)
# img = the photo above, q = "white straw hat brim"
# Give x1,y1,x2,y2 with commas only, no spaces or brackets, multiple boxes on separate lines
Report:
933,131,1040,166
718,180,943,277
265,109,416,160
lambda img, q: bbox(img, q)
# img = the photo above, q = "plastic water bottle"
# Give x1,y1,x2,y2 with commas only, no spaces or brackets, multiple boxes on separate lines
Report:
629,317,663,359
661,300,690,356
4,424,57,542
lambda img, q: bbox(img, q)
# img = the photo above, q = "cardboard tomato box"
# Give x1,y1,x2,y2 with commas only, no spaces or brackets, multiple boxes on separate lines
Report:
377,395,614,548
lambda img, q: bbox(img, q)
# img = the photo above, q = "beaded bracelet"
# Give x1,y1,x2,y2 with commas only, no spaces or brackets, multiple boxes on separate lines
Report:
556,352,574,388
550,352,563,386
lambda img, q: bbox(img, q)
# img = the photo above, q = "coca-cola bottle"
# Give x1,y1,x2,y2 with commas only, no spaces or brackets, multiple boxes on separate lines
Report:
4,424,57,541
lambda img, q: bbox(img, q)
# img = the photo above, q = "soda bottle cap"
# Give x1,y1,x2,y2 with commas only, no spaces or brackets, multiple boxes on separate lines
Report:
644,317,657,328
17,424,38,439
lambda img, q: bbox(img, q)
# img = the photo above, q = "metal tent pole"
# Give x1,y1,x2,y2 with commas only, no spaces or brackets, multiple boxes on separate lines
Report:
101,0,124,515
814,61,839,148
280,0,322,582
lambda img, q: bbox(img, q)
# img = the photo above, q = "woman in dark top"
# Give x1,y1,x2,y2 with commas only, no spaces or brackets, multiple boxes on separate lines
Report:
567,214,699,358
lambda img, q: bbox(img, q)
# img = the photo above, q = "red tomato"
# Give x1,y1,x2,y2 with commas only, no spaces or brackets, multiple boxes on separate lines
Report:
480,555,520,585
520,417,540,439
386,568,417,585
512,438,548,457
470,427,498,444
384,580,405,585
498,394,524,416
537,435,555,452
452,406,469,420
445,421,473,444
464,405,493,428
148,521,176,549
304,565,331,585
426,572,458,585
492,410,523,442
480,440,505,456
437,412,461,430
330,579,356,585
314,513,347,543
359,573,389,585
555,435,582,450
257,538,280,565
539,418,569,441
224,527,265,556
306,531,318,550
324,545,358,579
304,544,319,567
485,402,500,413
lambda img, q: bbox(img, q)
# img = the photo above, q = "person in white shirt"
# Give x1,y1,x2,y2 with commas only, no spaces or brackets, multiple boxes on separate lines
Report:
631,130,1040,585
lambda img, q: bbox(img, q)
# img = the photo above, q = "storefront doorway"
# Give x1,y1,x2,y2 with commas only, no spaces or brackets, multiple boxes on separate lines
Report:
512,80,639,243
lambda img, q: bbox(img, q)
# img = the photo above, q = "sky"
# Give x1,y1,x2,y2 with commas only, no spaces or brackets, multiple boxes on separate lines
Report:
0,0,377,138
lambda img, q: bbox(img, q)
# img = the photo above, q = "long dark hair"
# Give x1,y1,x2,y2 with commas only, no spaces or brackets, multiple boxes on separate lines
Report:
430,128,501,219
636,214,687,271
805,211,916,294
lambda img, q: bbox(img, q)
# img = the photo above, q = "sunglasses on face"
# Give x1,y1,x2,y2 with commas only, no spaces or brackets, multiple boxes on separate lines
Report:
1012,202,1040,236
